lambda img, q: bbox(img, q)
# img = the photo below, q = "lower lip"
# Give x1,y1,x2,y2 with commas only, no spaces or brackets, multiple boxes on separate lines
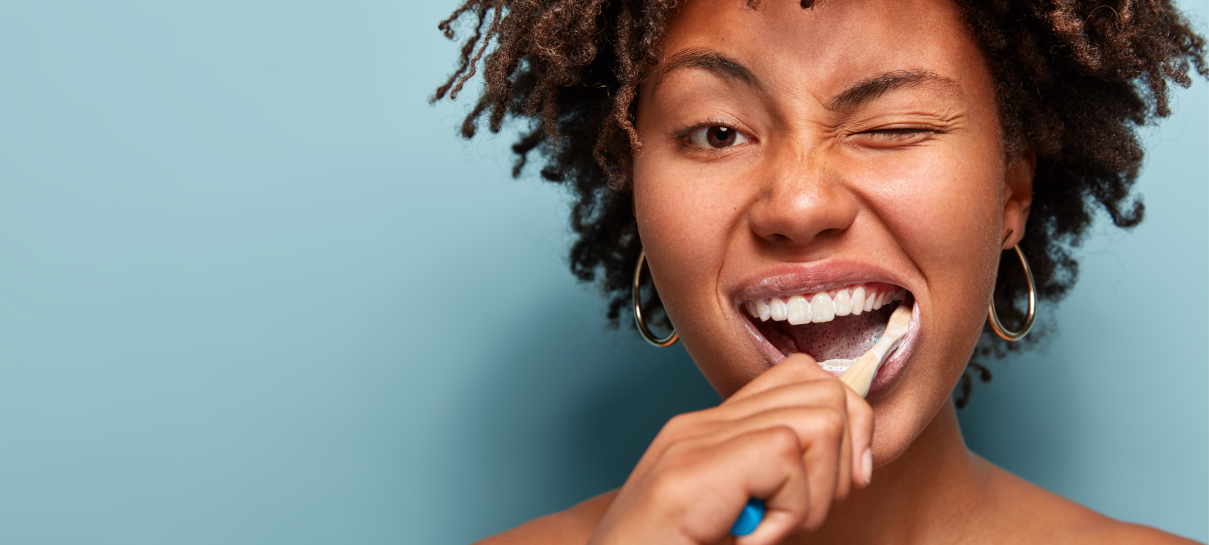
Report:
741,300,922,396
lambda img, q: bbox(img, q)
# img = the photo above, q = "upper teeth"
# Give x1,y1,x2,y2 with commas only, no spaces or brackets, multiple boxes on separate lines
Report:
743,284,904,324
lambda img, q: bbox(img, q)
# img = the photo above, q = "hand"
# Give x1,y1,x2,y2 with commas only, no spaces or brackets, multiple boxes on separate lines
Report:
586,353,874,545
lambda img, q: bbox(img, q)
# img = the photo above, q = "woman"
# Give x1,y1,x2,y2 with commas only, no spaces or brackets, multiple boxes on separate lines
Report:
435,0,1206,543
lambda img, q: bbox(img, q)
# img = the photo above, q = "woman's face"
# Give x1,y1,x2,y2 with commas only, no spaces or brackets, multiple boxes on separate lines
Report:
633,0,1032,463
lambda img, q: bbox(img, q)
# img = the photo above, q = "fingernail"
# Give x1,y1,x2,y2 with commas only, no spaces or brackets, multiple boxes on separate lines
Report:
862,448,873,485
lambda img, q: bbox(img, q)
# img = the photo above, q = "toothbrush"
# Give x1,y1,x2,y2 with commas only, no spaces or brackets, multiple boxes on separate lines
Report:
835,298,912,398
729,300,913,537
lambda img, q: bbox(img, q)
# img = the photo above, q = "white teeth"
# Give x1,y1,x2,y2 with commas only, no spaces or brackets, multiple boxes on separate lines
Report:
810,292,836,323
744,284,905,324
787,295,811,325
769,297,788,321
819,358,856,372
833,290,852,316
756,299,771,321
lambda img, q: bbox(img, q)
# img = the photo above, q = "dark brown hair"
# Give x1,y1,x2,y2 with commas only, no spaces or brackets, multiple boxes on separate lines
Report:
432,0,1205,406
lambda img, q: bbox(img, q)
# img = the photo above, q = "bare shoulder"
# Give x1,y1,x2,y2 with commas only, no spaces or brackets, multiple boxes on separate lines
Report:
1076,521,1204,545
980,458,1198,544
473,490,617,545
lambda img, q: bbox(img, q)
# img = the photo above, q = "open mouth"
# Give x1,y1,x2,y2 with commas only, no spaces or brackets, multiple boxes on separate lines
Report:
739,282,917,379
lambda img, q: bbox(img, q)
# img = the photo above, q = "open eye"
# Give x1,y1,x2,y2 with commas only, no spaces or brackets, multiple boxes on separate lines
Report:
687,125,751,149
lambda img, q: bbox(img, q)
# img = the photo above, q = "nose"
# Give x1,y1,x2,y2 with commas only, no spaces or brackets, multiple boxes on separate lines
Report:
747,146,858,250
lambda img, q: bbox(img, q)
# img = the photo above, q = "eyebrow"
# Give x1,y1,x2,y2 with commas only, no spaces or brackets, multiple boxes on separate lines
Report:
827,70,962,110
652,48,961,110
653,48,763,93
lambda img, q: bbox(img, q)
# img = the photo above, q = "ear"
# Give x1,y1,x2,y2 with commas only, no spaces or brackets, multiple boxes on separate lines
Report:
1002,147,1035,249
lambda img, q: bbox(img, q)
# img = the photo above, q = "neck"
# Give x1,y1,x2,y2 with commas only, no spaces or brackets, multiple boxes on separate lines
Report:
795,399,991,544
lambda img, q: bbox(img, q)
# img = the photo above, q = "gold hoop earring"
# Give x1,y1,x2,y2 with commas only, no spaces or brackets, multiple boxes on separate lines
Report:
633,249,678,347
988,231,1037,341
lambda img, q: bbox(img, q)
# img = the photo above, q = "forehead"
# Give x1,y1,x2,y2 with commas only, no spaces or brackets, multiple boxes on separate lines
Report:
653,0,987,101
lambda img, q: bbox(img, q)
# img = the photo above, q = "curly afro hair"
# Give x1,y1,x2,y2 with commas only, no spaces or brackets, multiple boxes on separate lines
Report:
432,0,1206,406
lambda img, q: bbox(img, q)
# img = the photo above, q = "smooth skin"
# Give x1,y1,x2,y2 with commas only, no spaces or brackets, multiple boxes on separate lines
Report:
479,0,1196,543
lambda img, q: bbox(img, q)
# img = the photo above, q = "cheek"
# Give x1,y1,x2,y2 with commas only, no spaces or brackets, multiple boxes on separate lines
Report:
631,154,748,329
866,145,1004,282
633,158,736,272
865,144,1004,371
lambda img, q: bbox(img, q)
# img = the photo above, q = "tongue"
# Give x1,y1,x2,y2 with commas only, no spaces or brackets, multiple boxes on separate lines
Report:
792,305,893,362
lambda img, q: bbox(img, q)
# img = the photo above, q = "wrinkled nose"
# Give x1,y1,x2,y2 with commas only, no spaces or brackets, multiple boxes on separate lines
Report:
747,146,859,251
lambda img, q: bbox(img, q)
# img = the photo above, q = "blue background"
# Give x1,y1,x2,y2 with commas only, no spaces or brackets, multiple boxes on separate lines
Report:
0,1,1204,543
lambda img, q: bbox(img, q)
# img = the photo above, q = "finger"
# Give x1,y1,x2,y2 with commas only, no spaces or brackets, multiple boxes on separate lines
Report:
639,375,847,476
757,405,848,518
844,385,875,488
743,363,873,492
674,406,848,532
791,406,845,530
720,377,857,500
717,377,850,423
636,426,811,545
728,353,834,403
835,407,853,501
716,427,810,545
730,356,873,491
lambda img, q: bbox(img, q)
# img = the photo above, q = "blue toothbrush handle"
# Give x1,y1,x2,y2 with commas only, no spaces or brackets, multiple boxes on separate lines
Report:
729,498,765,536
